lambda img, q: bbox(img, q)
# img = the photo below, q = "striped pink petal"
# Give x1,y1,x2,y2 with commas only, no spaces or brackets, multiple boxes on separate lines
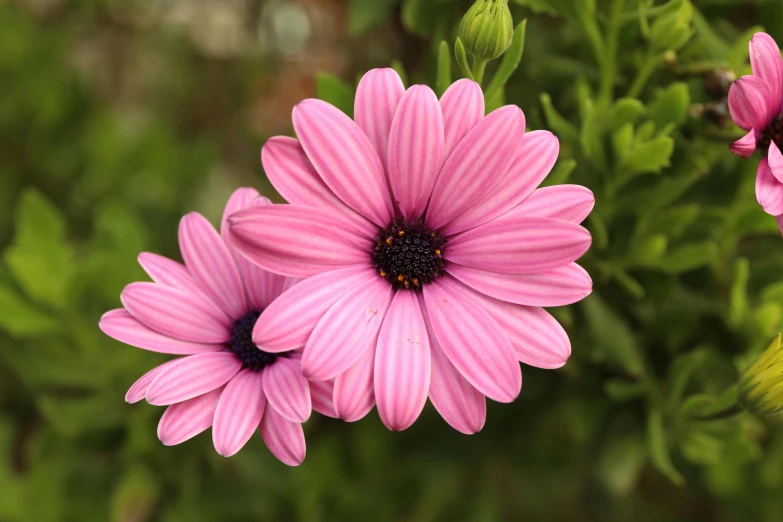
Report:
180,212,247,319
212,369,266,457
440,79,485,159
728,75,774,131
374,290,431,431
137,253,203,296
426,106,525,229
100,309,222,355
146,352,242,406
445,216,592,274
220,187,270,241
769,141,783,183
259,406,306,466
157,387,223,446
757,157,783,215
125,360,180,403
228,205,371,278
729,130,758,159
262,358,311,423
447,262,593,307
293,98,393,226
441,130,559,235
302,276,394,381
120,282,230,343
333,342,376,422
388,85,445,219
355,68,406,172
253,266,376,352
506,185,595,224
423,277,521,403
309,379,338,418
750,32,783,111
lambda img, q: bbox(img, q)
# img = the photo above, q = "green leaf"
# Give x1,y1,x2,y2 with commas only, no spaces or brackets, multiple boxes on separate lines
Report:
580,100,608,170
436,40,451,98
510,0,560,15
484,20,527,103
348,0,396,35
611,98,646,131
729,258,749,327
391,59,408,87
316,73,354,118
646,204,700,237
0,285,57,337
649,82,690,132
454,38,474,81
620,136,674,177
540,93,578,142
542,158,577,186
582,295,645,377
111,466,159,522
604,379,646,402
653,241,718,274
649,0,694,53
647,408,685,486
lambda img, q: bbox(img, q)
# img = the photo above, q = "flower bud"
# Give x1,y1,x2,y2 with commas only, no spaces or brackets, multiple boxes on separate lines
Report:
458,0,514,61
739,334,783,415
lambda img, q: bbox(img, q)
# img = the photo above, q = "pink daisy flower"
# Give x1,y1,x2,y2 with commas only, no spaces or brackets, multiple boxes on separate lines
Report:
728,32,783,233
99,188,336,466
228,69,594,433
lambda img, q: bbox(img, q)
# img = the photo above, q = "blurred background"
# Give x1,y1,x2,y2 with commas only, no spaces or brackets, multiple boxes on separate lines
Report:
3,0,783,520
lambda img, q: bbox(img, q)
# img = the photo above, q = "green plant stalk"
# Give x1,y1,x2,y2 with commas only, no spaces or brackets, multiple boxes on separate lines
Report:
472,56,488,85
600,0,626,105
627,53,662,98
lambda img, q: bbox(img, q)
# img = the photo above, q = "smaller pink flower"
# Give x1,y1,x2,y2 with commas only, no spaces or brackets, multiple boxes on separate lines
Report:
728,32,783,234
99,188,336,466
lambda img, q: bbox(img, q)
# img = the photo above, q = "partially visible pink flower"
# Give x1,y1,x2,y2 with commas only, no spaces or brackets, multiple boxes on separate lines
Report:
99,188,337,466
728,32,783,234
228,69,594,433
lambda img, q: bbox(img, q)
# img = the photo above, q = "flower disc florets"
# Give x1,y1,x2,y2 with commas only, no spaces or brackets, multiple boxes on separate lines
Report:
759,116,783,153
228,310,282,371
372,219,446,290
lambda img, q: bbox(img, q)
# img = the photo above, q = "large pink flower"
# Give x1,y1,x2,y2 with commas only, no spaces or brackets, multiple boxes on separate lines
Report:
229,70,594,433
99,188,336,465
728,32,783,233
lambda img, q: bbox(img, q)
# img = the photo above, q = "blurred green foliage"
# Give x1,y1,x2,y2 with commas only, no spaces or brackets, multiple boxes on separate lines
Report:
4,0,783,520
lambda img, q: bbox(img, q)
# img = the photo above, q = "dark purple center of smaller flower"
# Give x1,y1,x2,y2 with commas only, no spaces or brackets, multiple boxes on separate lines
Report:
372,219,446,290
227,311,280,371
759,116,783,152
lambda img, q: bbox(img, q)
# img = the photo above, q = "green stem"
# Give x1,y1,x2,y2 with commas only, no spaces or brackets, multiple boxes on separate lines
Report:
693,404,743,421
472,57,488,85
627,54,660,98
600,0,625,105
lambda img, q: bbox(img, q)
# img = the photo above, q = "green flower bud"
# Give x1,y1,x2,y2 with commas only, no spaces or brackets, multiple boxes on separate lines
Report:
739,334,783,415
458,0,514,61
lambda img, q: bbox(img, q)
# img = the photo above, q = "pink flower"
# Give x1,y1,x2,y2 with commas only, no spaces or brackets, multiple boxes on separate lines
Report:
228,70,594,433
728,32,783,233
99,188,337,465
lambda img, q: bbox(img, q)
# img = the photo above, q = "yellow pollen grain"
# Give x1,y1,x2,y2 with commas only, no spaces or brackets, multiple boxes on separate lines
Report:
380,270,386,277
385,237,393,245
398,230,405,236
434,249,441,255
397,274,405,282
412,278,419,286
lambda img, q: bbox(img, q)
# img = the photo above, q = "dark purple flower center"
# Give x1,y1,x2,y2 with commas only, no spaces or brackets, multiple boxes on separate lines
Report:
759,116,783,152
372,219,446,290
227,310,281,371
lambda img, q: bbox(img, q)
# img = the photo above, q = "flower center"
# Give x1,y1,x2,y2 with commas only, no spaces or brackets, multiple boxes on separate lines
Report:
759,116,783,152
227,311,280,371
372,219,446,290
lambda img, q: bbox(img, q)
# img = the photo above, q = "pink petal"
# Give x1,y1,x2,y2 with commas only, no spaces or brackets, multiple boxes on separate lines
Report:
293,98,393,226
309,379,338,418
179,212,247,319
253,266,376,352
506,185,595,224
220,187,269,241
423,277,521,403
445,216,592,274
374,291,431,431
100,309,222,355
125,360,180,403
441,130,559,235
769,141,783,183
137,253,204,296
729,130,758,159
259,406,306,466
212,369,266,457
756,157,783,215
426,106,525,229
440,79,485,159
333,342,376,422
355,68,406,172
157,387,223,446
447,262,593,307
302,277,394,381
262,358,312,423
228,205,371,278
422,298,486,434
750,32,783,111
388,85,445,219
728,75,774,131
146,352,242,406
121,282,231,343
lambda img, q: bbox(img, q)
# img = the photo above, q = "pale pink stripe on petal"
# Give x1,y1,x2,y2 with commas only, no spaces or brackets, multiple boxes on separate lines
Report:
506,185,595,224
262,358,312,423
388,85,445,219
728,75,774,131
374,290,431,431
769,141,783,183
447,262,593,307
229,205,371,278
445,216,592,274
423,277,521,403
355,68,406,172
309,379,338,418
302,277,394,381
293,98,393,226
333,341,376,422
426,106,525,229
212,370,266,457
440,79,485,160
253,266,376,352
750,32,783,111
442,130,559,235
125,360,180,403
756,157,783,216
146,352,242,406
259,407,306,466
137,253,203,296
220,187,268,241
121,282,231,343
100,309,222,355
157,387,223,446
729,130,758,159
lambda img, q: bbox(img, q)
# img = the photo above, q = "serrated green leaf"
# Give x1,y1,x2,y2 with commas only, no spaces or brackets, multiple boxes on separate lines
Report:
612,98,646,131
620,136,674,177
649,82,690,132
